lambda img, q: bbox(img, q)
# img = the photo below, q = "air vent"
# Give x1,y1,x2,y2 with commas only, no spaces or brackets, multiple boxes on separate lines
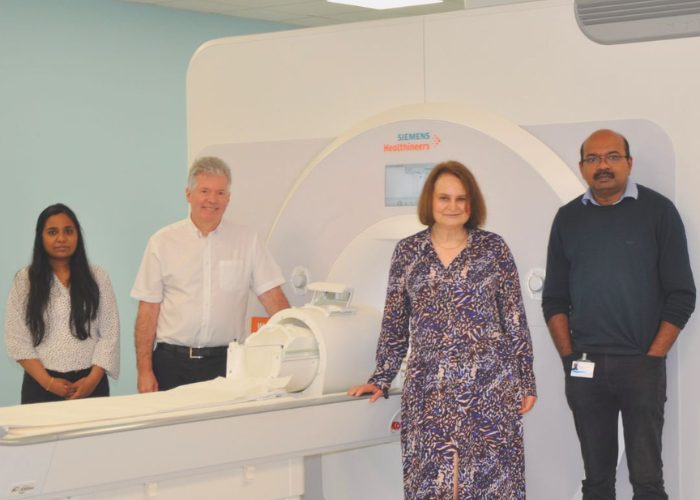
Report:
575,0,700,44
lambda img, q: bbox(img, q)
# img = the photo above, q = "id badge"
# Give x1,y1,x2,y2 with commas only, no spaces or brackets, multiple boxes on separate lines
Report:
571,353,595,378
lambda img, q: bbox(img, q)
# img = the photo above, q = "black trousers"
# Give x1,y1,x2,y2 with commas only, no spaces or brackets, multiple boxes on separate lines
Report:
21,367,110,405
152,345,227,391
563,353,667,500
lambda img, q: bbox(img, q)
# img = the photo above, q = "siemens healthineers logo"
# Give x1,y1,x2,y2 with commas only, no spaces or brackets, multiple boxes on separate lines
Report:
384,132,442,152
399,133,431,141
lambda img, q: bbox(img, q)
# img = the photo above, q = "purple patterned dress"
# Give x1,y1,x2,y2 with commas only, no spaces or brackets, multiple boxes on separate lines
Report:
369,228,536,499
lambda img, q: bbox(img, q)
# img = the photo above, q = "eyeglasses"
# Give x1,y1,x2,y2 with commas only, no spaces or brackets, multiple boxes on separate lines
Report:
580,155,629,166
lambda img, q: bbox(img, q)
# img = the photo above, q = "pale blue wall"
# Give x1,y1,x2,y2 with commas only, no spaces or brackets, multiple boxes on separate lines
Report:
0,0,293,406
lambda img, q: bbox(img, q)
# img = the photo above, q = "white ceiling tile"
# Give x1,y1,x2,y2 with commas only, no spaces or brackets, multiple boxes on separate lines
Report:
210,4,250,12
323,9,411,21
399,2,463,14
116,0,173,4
157,0,238,13
213,0,313,6
328,0,442,8
272,1,367,15
284,16,347,26
106,0,468,23
225,8,305,21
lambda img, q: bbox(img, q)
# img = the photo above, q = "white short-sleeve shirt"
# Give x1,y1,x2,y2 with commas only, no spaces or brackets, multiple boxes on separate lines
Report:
130,218,285,347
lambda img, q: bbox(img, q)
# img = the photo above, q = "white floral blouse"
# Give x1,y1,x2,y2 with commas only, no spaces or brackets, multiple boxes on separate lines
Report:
5,265,120,378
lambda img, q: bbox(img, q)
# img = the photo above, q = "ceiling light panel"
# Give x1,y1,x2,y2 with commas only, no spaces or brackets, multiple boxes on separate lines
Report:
328,0,443,10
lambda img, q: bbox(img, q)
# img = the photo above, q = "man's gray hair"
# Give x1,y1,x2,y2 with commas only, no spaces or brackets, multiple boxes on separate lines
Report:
188,157,232,190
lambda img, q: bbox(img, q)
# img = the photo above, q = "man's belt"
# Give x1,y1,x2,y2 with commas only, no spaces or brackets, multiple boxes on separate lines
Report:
156,342,228,359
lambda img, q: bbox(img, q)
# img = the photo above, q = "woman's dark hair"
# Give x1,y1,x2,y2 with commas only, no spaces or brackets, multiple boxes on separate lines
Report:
26,204,100,346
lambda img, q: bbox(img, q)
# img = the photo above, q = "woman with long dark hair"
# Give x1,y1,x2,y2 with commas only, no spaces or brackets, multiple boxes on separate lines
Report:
5,204,119,404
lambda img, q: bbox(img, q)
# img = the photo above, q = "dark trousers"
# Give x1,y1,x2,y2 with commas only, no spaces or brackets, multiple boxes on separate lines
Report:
21,367,110,405
563,353,667,500
152,345,227,391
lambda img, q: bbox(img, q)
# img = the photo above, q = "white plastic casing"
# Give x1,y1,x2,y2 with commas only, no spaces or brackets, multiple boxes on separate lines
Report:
228,303,381,397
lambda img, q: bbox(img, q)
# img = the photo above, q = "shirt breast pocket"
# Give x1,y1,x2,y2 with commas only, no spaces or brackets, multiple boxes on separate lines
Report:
219,260,246,291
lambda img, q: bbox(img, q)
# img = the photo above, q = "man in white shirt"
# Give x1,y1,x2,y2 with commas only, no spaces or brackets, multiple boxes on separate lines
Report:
131,157,290,392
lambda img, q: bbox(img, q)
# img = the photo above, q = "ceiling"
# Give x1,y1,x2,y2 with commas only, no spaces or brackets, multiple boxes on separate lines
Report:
114,0,532,28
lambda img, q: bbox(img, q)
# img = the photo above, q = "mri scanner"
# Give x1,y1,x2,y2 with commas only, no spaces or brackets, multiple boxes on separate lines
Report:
0,115,676,500
3,0,700,498
0,281,403,500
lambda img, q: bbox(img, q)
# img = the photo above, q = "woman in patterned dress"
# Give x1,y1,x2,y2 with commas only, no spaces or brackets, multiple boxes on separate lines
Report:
5,204,120,404
349,161,537,499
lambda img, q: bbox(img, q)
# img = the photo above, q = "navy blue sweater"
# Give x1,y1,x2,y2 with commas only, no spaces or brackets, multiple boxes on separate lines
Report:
542,184,696,355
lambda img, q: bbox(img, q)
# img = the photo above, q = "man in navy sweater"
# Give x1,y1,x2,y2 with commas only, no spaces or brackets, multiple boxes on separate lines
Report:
542,129,695,499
